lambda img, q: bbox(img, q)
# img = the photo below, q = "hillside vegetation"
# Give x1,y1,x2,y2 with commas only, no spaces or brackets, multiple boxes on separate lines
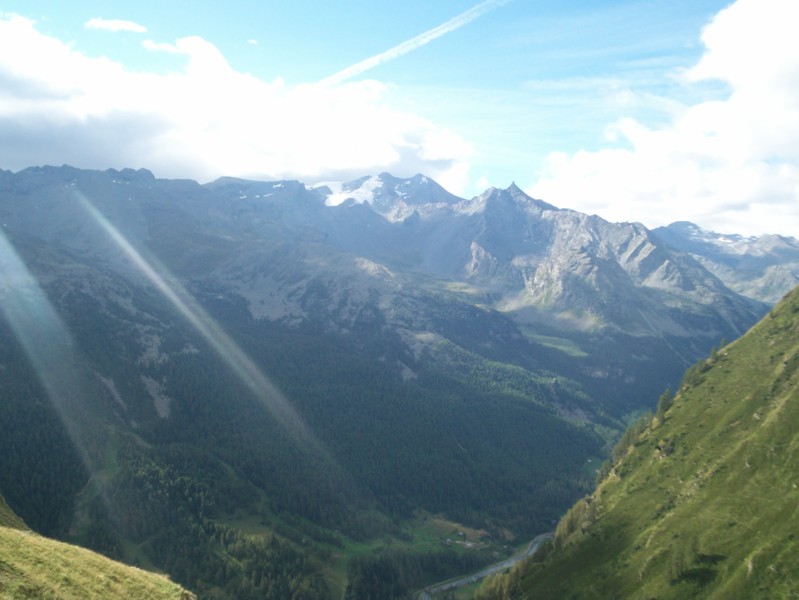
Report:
479,286,799,599
0,495,193,599
0,495,26,530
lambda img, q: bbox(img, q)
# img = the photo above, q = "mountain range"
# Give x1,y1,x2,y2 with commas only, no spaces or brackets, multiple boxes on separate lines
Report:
0,165,796,597
653,221,799,304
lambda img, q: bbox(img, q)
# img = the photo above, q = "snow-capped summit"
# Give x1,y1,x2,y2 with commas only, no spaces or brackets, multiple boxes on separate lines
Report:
653,221,799,303
320,172,462,221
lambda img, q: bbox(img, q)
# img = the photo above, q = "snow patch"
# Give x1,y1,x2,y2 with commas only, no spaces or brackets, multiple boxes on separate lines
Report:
324,176,384,207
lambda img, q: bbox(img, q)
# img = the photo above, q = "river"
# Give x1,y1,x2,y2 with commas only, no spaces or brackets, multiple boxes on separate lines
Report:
415,531,553,599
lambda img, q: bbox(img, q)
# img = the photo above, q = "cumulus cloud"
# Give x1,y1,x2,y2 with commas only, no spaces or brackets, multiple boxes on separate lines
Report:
85,17,147,33
0,14,471,192
529,0,799,236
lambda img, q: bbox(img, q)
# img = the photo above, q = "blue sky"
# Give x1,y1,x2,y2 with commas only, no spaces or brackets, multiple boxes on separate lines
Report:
1,1,798,235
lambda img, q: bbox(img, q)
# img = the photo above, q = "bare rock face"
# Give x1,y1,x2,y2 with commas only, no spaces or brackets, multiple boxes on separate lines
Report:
653,221,799,304
311,177,763,338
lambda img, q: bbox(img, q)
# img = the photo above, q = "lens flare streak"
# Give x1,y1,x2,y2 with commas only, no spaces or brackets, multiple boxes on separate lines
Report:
0,230,93,468
72,191,322,454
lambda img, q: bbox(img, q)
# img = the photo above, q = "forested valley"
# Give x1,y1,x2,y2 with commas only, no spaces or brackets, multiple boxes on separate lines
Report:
0,276,603,598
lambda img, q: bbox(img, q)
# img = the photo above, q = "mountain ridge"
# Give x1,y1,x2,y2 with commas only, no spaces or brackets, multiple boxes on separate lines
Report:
0,164,776,421
653,221,799,304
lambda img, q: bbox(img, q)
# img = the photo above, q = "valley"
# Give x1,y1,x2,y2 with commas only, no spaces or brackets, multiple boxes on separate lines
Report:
0,166,796,598
477,286,799,599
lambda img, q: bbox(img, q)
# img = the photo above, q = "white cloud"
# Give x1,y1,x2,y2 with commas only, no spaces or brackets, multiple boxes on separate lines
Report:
0,14,471,192
142,39,180,53
85,17,147,34
529,0,799,236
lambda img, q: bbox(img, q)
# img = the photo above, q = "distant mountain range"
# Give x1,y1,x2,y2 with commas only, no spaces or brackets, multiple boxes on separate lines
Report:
0,165,795,597
653,221,799,304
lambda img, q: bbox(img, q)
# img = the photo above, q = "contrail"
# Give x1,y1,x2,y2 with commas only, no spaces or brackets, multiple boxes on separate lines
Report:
319,0,514,86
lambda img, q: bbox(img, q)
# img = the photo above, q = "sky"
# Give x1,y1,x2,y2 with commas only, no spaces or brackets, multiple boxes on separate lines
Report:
0,0,797,236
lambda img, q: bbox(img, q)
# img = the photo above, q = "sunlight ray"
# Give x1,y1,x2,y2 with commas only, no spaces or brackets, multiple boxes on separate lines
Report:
0,230,94,470
72,191,329,460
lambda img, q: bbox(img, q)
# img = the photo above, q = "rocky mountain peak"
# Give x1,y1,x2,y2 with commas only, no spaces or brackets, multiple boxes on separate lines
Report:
470,183,560,217
506,182,559,211
653,221,799,303
106,167,156,183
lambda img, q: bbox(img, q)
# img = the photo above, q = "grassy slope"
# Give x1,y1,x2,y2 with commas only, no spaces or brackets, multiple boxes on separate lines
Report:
0,495,193,600
517,287,799,599
0,496,26,530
